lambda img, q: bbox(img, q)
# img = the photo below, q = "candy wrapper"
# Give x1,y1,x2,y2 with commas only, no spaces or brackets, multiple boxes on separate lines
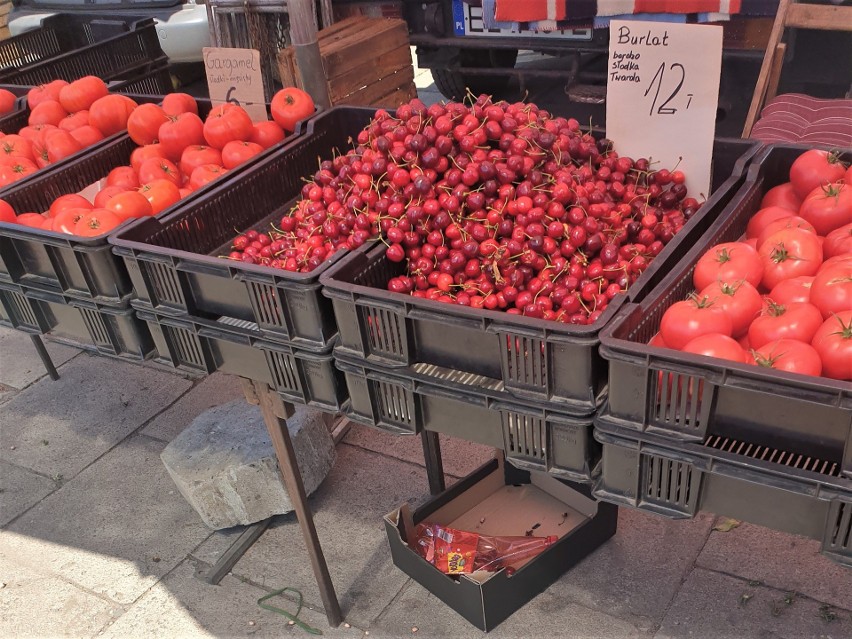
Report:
411,522,558,575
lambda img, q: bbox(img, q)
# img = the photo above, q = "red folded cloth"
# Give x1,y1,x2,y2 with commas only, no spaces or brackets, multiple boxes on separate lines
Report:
750,94,852,148
495,0,743,22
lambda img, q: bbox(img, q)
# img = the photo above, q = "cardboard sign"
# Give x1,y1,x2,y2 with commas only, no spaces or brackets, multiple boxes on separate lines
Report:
203,47,267,122
605,21,723,198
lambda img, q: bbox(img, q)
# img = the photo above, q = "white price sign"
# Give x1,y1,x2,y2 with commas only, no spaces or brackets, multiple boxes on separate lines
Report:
203,47,267,122
605,21,723,198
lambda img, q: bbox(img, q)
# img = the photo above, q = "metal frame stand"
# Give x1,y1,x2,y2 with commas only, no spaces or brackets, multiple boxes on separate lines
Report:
31,335,59,380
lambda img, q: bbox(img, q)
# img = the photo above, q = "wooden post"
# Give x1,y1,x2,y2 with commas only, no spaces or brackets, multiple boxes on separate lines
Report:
288,0,332,109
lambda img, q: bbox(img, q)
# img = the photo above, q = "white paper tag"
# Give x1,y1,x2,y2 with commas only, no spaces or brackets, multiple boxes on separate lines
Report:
203,47,268,122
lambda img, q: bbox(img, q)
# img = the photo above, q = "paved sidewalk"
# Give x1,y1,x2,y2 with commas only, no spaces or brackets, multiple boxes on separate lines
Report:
1,327,850,639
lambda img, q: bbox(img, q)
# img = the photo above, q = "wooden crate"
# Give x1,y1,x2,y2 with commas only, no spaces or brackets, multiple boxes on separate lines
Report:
278,16,417,108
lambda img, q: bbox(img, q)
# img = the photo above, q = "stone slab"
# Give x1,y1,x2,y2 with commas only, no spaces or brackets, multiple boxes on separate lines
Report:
161,401,336,529
3,435,213,605
142,372,244,443
0,551,123,637
0,460,55,526
696,521,852,611
0,328,80,390
342,424,493,480
191,444,429,629
546,507,716,630
0,355,192,479
655,567,852,639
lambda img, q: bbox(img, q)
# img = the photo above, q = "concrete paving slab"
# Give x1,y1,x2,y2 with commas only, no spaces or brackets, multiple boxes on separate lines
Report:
696,521,852,611
0,460,55,526
655,567,852,639
0,328,80,390
0,551,123,637
142,372,244,443
342,425,494,480
101,558,368,639
0,354,192,479
193,444,429,629
370,579,644,638
546,508,716,630
3,435,213,605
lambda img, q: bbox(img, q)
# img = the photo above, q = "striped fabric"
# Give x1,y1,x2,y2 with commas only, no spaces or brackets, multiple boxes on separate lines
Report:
750,94,852,147
495,0,745,21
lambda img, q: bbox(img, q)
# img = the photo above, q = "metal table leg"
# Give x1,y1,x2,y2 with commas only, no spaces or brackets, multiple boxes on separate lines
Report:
30,335,59,380
421,430,445,495
247,380,343,628
197,517,272,585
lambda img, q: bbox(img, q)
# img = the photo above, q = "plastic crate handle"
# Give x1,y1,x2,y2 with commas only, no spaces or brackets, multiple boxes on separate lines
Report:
413,379,490,407
197,325,253,346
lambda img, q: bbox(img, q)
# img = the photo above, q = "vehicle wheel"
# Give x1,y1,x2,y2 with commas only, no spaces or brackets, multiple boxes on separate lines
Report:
431,49,518,100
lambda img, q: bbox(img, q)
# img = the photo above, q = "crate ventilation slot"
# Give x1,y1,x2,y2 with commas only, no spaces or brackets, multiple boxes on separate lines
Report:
501,335,547,392
248,282,285,330
146,261,184,307
170,326,206,370
267,351,301,394
375,381,415,428
650,371,707,431
80,309,111,349
641,454,699,510
411,363,503,391
825,501,852,555
7,292,38,328
703,435,842,478
363,306,405,358
217,316,260,332
503,412,546,461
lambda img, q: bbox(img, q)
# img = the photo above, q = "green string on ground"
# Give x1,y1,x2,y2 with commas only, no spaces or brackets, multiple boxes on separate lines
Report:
257,587,323,635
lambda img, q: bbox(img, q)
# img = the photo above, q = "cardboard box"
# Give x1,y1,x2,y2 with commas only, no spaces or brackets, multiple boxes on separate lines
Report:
384,454,618,631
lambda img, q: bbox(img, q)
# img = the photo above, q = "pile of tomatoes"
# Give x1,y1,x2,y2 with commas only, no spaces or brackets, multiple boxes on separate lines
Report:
653,149,851,381
0,83,315,237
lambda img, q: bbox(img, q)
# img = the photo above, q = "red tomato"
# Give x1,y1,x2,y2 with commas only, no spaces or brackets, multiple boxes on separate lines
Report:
682,333,746,363
138,179,181,214
94,185,129,209
756,216,817,250
811,311,852,380
0,161,37,186
271,87,315,133
0,135,34,162
748,300,823,349
44,129,83,164
138,157,181,186
221,140,264,169
58,76,108,113
57,110,89,132
810,264,852,319
753,339,822,377
27,80,67,109
48,194,92,218
53,207,90,234
799,182,852,236
130,144,167,172
694,242,763,291
249,120,286,149
649,332,668,348
127,103,169,146
69,125,104,148
106,191,153,220
769,276,813,306
16,212,47,228
189,164,226,190
28,100,67,127
89,94,138,137
758,229,823,291
824,223,852,258
0,199,15,223
789,149,847,200
179,145,222,177
0,88,16,115
202,104,253,150
660,295,733,350
179,186,193,198
74,209,121,237
746,206,796,239
106,166,140,190
161,93,198,117
699,280,762,337
158,113,205,160
18,124,55,143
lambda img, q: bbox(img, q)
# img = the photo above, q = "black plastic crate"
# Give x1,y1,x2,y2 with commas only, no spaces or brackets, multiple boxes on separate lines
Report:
110,107,378,350
597,144,852,472
0,281,154,360
0,15,164,86
138,311,346,412
337,357,600,482
0,98,286,306
592,422,852,567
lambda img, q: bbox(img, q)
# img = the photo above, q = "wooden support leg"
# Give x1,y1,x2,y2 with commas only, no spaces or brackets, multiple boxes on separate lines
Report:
420,430,445,495
250,380,343,627
30,335,59,381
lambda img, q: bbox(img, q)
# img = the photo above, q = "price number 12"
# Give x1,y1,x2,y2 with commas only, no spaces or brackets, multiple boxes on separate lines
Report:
644,62,693,116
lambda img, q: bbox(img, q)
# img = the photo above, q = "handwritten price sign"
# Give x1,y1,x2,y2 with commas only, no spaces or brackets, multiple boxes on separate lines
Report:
203,47,267,122
606,21,723,197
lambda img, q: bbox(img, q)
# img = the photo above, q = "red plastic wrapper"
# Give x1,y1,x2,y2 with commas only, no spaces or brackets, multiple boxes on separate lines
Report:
411,522,558,575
